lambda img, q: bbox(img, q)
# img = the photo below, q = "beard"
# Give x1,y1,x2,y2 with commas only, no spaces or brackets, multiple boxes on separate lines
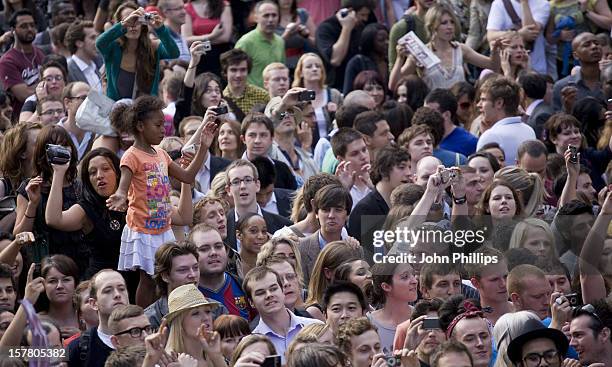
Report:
16,32,35,45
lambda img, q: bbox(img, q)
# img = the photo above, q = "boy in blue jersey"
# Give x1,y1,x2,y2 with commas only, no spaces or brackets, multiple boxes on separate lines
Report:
189,223,254,320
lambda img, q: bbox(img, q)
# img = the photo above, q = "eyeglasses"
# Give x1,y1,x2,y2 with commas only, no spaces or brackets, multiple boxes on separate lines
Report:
522,350,560,367
41,109,65,116
114,325,153,338
43,75,64,82
229,176,255,186
68,95,87,102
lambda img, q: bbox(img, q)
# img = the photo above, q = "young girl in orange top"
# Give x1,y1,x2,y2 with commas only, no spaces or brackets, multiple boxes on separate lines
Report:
107,96,218,307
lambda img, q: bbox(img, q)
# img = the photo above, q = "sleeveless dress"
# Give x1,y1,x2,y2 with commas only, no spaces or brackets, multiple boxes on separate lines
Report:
422,45,466,90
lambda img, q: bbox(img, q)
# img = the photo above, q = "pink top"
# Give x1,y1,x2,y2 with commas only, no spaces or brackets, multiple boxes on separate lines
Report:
185,2,221,35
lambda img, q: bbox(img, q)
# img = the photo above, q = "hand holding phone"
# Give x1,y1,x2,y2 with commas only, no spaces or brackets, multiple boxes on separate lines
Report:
261,355,281,367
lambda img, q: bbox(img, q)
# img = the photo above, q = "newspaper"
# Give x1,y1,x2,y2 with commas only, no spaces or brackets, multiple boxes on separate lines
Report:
398,31,441,69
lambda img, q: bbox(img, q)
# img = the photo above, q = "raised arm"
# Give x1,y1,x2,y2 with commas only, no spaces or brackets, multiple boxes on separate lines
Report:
389,44,408,92
403,168,448,230
168,112,218,184
462,39,502,72
558,148,579,207
579,191,611,303
106,166,133,211
0,232,33,268
45,163,87,231
170,182,194,226
13,177,43,236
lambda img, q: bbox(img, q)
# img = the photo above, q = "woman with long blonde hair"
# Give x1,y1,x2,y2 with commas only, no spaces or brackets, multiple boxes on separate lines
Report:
508,218,557,259
293,53,343,143
165,284,226,367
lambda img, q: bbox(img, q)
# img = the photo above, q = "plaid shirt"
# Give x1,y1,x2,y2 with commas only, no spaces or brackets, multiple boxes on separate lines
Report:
223,83,270,116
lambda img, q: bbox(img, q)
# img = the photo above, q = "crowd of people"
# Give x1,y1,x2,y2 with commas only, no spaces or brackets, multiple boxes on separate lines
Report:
0,0,610,366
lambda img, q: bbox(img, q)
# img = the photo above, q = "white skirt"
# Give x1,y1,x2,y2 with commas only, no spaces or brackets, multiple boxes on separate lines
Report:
118,226,175,275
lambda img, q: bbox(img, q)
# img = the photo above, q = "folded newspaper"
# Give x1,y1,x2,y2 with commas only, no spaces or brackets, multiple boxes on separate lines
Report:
398,31,441,69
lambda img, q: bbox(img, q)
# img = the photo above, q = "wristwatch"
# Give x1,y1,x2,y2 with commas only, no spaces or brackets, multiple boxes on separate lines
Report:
453,195,467,205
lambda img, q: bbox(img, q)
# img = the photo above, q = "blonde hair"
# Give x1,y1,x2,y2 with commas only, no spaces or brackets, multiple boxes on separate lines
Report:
508,218,557,257
256,237,304,286
424,3,461,43
210,171,228,198
293,53,326,89
290,186,305,223
166,306,213,359
263,62,289,82
494,167,545,217
493,311,541,367
287,323,332,355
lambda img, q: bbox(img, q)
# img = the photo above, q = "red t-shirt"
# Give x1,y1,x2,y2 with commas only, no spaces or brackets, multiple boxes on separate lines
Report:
184,2,222,35
0,46,45,121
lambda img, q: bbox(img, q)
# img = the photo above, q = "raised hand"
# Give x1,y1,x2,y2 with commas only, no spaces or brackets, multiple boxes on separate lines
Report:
121,7,146,28
177,353,198,367
335,160,356,189
336,9,357,30
25,176,43,206
234,352,265,367
296,121,313,150
189,41,205,66
403,315,429,351
24,263,45,304
564,146,580,178
199,114,219,151
199,327,221,354
15,232,35,246
51,162,70,175
397,349,420,367
144,318,169,364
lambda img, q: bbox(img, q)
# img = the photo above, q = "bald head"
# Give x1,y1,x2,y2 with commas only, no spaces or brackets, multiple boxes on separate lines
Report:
415,156,443,187
572,32,596,51
344,90,377,109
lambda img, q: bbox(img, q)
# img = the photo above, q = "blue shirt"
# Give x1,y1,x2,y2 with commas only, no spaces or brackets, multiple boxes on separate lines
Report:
441,127,478,157
434,148,467,167
252,309,323,363
199,273,252,320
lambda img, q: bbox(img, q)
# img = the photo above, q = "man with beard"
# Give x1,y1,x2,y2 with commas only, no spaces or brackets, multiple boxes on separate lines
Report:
0,9,45,122
64,20,103,90
189,224,253,320
235,0,285,88
315,0,374,89
553,33,606,112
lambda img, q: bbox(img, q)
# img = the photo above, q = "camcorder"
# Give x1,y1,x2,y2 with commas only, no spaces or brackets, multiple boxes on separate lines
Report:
46,144,71,165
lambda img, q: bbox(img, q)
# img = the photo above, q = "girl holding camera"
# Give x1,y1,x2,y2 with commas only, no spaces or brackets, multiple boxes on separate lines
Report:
96,2,179,101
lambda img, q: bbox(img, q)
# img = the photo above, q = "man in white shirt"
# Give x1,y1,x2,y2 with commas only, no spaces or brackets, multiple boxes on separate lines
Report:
486,0,550,75
59,81,94,161
245,266,322,362
64,20,102,91
476,78,536,165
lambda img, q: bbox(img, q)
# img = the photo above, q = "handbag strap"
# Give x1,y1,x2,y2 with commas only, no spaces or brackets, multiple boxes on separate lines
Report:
502,0,523,29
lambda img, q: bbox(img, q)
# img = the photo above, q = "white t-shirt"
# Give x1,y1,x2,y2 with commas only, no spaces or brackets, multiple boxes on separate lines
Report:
487,0,550,74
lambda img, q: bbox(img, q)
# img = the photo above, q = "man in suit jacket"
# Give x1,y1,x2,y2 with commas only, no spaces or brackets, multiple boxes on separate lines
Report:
519,72,553,140
348,146,412,263
194,153,231,196
299,184,352,286
65,20,103,91
224,159,292,252
251,156,294,218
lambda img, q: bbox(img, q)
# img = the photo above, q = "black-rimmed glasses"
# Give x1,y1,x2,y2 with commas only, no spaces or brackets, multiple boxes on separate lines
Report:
114,325,153,338
522,350,560,367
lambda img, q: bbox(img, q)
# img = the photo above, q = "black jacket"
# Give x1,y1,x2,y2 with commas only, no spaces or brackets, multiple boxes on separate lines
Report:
347,189,389,264
67,327,113,367
273,188,294,218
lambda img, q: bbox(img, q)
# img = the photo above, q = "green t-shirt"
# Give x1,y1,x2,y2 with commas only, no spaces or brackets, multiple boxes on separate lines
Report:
235,28,286,88
388,14,428,70
321,148,339,174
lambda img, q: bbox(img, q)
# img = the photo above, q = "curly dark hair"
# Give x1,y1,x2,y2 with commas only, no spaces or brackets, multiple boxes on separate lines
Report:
412,106,444,146
370,145,411,185
112,95,165,136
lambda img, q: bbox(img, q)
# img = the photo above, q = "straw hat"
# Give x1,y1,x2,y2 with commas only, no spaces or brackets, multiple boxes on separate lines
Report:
165,284,220,323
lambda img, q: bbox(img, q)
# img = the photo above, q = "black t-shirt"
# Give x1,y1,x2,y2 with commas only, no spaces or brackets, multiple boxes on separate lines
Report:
78,197,125,279
67,327,113,367
17,179,89,275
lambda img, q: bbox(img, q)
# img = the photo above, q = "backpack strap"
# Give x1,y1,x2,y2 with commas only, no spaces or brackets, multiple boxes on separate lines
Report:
502,0,522,30
78,328,92,365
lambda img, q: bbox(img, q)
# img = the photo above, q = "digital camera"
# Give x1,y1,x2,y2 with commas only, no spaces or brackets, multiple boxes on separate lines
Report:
46,144,71,165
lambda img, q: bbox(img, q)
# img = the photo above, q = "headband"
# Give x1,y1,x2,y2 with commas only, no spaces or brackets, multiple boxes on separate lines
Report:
445,300,484,339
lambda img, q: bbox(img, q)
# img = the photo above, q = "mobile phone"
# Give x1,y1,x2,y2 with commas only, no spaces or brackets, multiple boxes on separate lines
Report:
297,90,316,102
261,355,281,367
181,144,196,155
565,293,582,307
422,318,441,329
569,145,578,164
340,8,349,17
33,263,42,279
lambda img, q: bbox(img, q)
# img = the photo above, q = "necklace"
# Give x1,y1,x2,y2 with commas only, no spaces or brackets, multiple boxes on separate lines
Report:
17,46,37,70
